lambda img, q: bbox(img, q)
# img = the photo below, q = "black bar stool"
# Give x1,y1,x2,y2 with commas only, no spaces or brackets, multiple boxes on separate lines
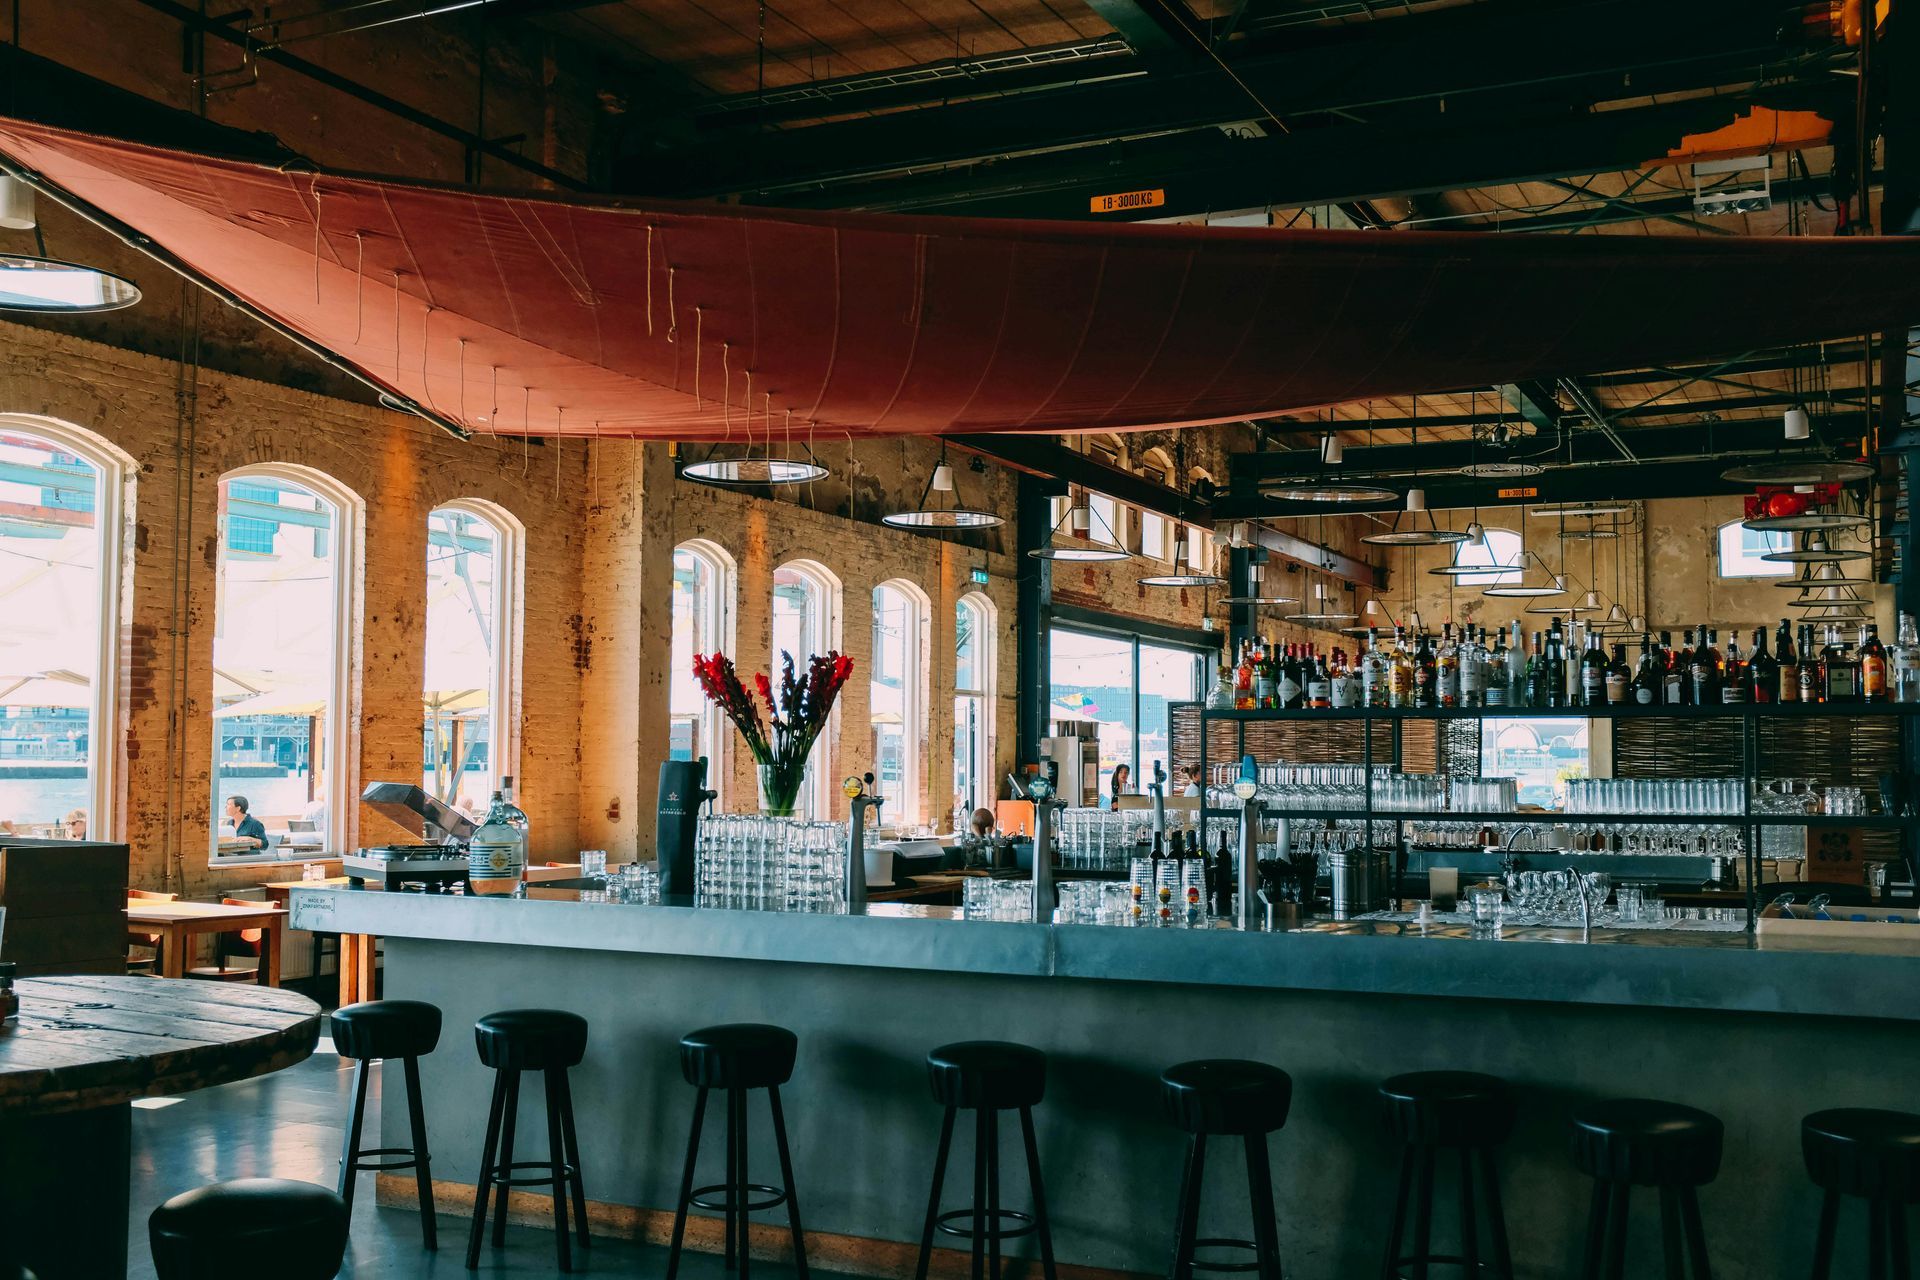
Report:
914,1040,1058,1280
1161,1058,1291,1280
149,1178,349,1279
330,998,441,1247
1379,1071,1515,1280
1802,1108,1920,1278
466,1009,590,1273
1569,1098,1723,1280
665,1024,808,1280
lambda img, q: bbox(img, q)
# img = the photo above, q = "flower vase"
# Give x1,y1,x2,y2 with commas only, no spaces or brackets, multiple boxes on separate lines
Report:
757,763,804,818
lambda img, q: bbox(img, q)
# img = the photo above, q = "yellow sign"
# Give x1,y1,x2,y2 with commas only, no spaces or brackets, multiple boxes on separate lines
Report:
1496,486,1540,499
1090,188,1165,214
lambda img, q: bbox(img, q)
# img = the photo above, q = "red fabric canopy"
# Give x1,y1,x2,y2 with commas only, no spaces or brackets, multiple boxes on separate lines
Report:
3,117,1918,442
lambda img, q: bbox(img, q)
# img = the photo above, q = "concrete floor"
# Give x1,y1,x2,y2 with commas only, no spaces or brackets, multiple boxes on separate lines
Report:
127,1034,830,1280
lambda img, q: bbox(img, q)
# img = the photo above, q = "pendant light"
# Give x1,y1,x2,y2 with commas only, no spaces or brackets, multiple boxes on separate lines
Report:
1761,532,1871,565
1027,496,1128,561
0,174,142,314
1218,551,1300,607
1361,403,1468,546
883,446,1005,530
1483,503,1565,598
1140,524,1230,588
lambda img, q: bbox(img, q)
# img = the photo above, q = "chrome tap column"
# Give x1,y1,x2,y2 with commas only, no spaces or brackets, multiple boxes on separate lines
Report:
844,773,883,912
1029,775,1063,923
1236,795,1267,932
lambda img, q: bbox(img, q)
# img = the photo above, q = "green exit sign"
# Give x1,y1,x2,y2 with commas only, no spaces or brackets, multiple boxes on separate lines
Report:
970,568,991,586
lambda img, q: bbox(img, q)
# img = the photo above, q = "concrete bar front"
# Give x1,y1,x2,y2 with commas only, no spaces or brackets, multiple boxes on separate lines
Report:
292,886,1920,1280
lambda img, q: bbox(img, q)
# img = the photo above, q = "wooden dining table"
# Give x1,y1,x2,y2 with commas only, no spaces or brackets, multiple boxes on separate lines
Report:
0,974,320,1278
259,876,377,1006
124,899,288,985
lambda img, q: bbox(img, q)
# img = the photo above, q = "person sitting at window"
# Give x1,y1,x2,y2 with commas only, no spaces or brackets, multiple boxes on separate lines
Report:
225,795,267,851
1108,763,1131,811
63,809,87,840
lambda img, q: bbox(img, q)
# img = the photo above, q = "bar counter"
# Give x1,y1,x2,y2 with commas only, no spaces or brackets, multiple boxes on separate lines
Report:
292,884,1920,1279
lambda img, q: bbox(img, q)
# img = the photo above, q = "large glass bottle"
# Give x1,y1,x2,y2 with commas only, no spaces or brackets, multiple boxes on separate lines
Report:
1630,634,1662,705
1460,626,1488,708
469,782,529,896
1859,623,1890,703
1672,629,1696,705
1579,631,1609,707
1824,626,1857,703
1690,627,1722,705
1525,632,1548,707
1720,632,1746,703
1798,625,1822,703
1412,630,1437,708
1606,642,1631,705
1748,627,1776,705
1389,627,1416,709
1436,623,1460,708
1775,619,1798,704
1894,614,1920,704
1482,628,1508,708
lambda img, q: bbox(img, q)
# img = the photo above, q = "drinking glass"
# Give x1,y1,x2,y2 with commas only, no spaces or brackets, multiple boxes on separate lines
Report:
580,849,608,880
992,879,1032,921
963,876,994,919
1468,884,1503,939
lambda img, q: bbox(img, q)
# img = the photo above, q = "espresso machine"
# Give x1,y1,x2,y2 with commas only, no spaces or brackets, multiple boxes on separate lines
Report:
656,757,715,897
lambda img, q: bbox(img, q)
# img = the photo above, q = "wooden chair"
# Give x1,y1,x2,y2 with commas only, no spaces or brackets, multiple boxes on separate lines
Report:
127,888,175,975
185,897,264,982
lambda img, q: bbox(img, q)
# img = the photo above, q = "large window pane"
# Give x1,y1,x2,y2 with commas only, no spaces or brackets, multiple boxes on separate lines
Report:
423,508,499,814
1048,628,1134,801
212,475,341,856
952,595,992,822
772,563,832,818
870,583,922,822
670,544,730,802
1139,643,1201,791
0,433,102,834
1480,717,1590,808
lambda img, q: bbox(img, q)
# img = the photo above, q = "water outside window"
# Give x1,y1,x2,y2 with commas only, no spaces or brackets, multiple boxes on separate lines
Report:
0,434,100,832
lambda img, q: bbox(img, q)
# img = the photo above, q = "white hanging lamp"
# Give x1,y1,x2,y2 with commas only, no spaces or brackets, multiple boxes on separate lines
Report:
883,447,1005,530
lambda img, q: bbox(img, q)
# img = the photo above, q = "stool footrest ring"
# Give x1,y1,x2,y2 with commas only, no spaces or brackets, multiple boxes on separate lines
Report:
484,1159,576,1189
1389,1254,1504,1278
348,1146,426,1174
934,1207,1039,1241
1188,1237,1262,1274
689,1182,791,1214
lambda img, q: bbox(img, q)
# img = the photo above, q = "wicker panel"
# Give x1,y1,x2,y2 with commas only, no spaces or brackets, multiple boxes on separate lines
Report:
1171,704,1401,773
1611,719,1744,778
1612,715,1902,787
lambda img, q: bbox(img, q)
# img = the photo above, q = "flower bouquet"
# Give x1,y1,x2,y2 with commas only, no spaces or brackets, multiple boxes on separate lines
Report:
692,649,855,816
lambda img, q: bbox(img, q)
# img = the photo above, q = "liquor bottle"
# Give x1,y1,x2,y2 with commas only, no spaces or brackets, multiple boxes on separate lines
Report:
1580,631,1609,707
1824,626,1857,703
1720,633,1746,703
1412,630,1437,708
1282,644,1307,709
1606,643,1631,705
1483,629,1509,708
1307,649,1332,708
1436,623,1461,708
1329,648,1355,708
1362,629,1389,708
1748,627,1777,705
1895,614,1920,704
1460,626,1488,708
1253,637,1276,710
1860,623,1890,703
1525,631,1548,707
1544,624,1566,708
1799,624,1822,703
1566,622,1586,706
1508,621,1528,707
1211,827,1235,918
1673,629,1696,705
1776,619,1798,704
470,783,529,896
1389,627,1415,709
1690,627,1721,705
1234,642,1255,710
1630,634,1662,705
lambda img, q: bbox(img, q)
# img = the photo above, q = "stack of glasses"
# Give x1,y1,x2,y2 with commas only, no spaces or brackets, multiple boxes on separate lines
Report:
695,814,847,913
1563,778,1745,815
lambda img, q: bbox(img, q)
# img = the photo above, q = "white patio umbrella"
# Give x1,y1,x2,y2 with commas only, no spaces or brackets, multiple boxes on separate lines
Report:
0,669,90,708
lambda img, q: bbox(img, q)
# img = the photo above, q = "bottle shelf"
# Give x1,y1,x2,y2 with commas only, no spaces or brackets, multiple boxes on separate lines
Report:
1199,702,1920,722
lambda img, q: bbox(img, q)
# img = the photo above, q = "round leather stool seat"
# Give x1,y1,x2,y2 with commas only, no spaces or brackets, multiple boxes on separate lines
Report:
1570,1098,1723,1187
330,999,441,1061
474,1009,588,1072
149,1178,348,1280
927,1041,1046,1110
679,1023,798,1090
1161,1059,1293,1136
1803,1109,1920,1203
1381,1071,1516,1148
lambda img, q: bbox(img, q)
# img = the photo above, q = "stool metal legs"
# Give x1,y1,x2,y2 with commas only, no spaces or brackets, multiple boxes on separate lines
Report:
664,1085,808,1280
1579,1179,1708,1280
465,1065,589,1273
915,1105,1057,1280
1168,1131,1283,1280
1382,1146,1512,1280
1811,1190,1912,1280
338,1054,436,1249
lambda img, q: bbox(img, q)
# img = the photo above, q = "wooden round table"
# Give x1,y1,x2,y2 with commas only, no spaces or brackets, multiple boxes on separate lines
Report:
0,975,321,1278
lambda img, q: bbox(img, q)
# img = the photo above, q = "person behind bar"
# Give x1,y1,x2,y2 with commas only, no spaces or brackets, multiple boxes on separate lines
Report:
1109,763,1131,811
969,807,996,838
1180,764,1203,798
226,795,266,851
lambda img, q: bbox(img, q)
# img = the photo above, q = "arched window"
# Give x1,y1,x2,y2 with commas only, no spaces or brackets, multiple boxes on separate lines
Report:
671,539,735,803
211,465,362,859
0,415,133,839
1084,435,1128,550
772,560,841,818
870,580,928,822
424,501,523,814
953,592,997,819
1450,528,1525,585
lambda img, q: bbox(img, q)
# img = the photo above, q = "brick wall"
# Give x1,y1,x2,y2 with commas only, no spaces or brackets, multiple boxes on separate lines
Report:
0,319,586,894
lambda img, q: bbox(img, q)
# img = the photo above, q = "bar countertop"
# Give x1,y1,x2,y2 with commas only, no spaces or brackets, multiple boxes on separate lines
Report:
289,883,1920,1024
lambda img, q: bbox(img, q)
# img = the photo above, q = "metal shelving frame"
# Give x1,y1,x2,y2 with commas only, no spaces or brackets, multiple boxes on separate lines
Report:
1194,702,1920,933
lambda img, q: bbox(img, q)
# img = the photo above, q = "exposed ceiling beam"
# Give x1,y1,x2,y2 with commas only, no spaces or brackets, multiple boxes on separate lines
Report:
629,0,1815,198
941,434,1213,528
1083,0,1205,65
